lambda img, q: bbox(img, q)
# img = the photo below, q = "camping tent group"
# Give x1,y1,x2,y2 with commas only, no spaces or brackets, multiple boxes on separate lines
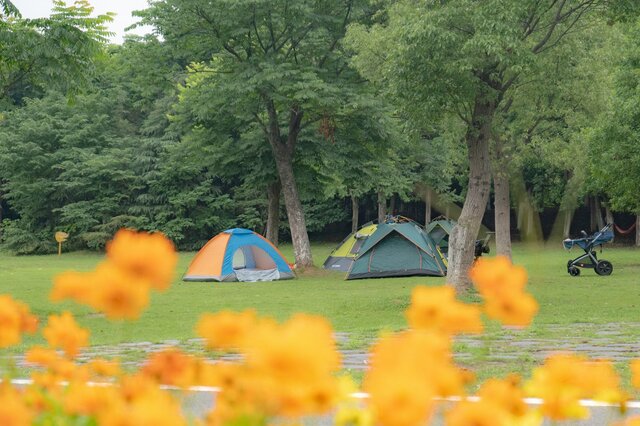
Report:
323,217,451,280
182,217,464,282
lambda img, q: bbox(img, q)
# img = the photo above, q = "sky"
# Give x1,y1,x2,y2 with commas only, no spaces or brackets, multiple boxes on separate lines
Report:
12,0,154,44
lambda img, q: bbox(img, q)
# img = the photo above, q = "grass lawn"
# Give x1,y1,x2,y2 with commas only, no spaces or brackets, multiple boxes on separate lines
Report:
1,241,640,382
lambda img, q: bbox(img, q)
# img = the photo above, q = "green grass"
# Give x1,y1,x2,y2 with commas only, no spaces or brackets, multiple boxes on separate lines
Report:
1,242,640,380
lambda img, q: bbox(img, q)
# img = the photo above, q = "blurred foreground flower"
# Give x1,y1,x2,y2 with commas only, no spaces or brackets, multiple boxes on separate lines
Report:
197,309,258,351
406,286,483,335
0,295,38,348
525,353,626,420
43,311,89,358
106,228,178,291
470,256,538,327
50,229,176,320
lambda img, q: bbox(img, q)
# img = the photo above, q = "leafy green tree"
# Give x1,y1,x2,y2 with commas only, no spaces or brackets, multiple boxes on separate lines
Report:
0,0,112,105
589,21,640,245
347,0,637,290
138,0,377,267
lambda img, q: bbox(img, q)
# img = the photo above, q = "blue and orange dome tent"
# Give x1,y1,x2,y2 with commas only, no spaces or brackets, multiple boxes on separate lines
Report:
183,228,294,282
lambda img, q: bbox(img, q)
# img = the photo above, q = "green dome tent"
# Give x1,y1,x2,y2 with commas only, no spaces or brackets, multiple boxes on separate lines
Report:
346,222,446,280
425,218,456,257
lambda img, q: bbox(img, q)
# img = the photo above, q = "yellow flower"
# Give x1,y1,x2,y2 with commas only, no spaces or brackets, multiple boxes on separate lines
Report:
106,229,177,291
42,311,89,358
406,285,483,335
0,295,38,348
91,262,151,320
196,309,257,351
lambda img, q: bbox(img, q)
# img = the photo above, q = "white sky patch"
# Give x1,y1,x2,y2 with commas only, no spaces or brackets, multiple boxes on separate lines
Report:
12,0,155,44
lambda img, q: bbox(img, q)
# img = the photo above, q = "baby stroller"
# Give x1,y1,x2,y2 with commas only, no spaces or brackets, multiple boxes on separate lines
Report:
563,224,614,276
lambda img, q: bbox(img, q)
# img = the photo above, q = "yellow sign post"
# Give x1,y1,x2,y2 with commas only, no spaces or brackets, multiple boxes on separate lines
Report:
55,231,69,256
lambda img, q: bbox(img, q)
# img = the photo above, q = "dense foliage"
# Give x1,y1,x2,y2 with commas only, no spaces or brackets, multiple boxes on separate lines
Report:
1,1,639,257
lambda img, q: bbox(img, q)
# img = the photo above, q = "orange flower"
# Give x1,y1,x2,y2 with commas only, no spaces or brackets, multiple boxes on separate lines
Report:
106,229,177,291
142,348,197,387
367,375,435,426
88,358,121,378
24,346,62,367
631,359,640,389
364,329,472,426
406,286,483,334
197,309,257,351
477,375,528,418
91,262,150,320
483,288,538,327
42,311,89,358
614,417,640,426
99,386,186,426
446,399,508,426
63,382,121,416
0,384,32,426
50,270,94,305
365,330,466,396
236,314,342,417
524,353,622,420
470,256,528,296
582,360,626,405
0,295,38,348
469,256,538,327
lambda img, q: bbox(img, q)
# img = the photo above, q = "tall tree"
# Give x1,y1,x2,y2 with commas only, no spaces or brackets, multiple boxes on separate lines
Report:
0,0,112,105
347,0,637,290
589,20,640,245
138,0,379,267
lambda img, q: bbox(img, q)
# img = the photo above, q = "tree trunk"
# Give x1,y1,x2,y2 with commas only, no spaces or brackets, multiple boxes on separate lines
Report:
389,194,397,216
265,181,280,246
424,189,432,225
594,197,605,230
636,215,640,247
351,196,359,233
493,172,511,258
563,209,574,238
447,97,496,292
589,196,598,232
377,191,386,223
264,99,313,268
273,150,312,266
605,207,614,243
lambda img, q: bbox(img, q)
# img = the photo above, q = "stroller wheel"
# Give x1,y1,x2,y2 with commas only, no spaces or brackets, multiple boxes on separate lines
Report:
595,260,613,276
568,266,580,277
